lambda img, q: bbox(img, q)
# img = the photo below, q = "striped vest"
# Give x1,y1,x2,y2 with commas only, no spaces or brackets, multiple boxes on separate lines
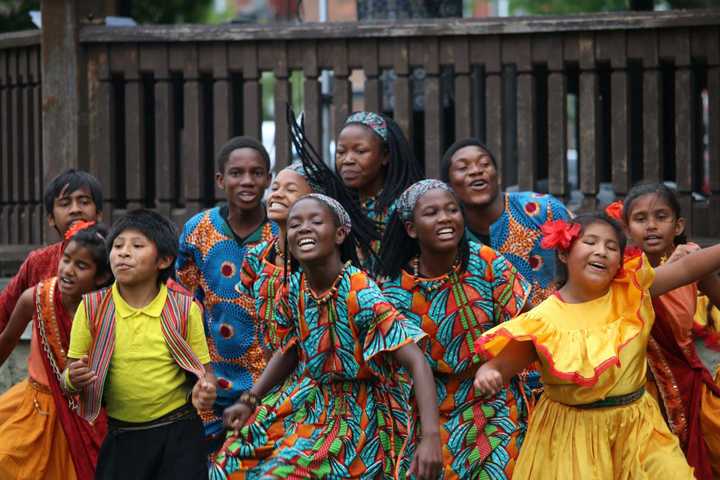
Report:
78,287,206,423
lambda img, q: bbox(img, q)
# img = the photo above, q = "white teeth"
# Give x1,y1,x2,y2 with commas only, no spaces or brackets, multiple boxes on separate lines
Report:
298,238,316,247
437,228,454,235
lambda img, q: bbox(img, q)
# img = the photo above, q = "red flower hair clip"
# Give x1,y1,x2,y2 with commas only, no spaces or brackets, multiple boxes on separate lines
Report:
64,220,96,241
605,200,624,222
540,219,581,251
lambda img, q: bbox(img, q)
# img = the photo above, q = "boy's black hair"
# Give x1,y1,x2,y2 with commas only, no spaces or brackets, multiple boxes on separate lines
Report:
555,212,627,288
440,138,497,183
342,115,424,213
378,207,470,280
287,106,380,270
107,209,178,283
622,182,687,245
43,169,103,214
66,223,113,288
216,136,271,174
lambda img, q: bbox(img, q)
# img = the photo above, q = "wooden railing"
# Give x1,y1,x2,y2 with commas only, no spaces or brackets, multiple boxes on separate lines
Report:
2,9,720,250
0,30,43,245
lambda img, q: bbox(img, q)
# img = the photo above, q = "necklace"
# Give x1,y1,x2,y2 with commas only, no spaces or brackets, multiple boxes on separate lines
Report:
274,238,284,259
303,261,351,305
411,257,459,293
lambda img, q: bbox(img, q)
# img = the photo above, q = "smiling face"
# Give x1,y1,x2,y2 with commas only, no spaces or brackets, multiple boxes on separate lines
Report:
405,189,464,256
287,198,347,265
57,240,101,299
216,147,272,212
109,228,172,287
446,145,499,208
266,169,314,224
560,221,622,294
335,124,387,197
625,193,683,260
48,186,101,236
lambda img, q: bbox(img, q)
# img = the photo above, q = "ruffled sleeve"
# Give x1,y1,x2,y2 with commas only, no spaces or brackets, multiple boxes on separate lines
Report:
474,254,655,387
272,273,300,353
236,241,267,296
351,271,426,379
487,247,531,323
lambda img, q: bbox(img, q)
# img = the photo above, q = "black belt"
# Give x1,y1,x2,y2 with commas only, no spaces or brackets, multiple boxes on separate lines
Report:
108,403,197,432
574,387,645,409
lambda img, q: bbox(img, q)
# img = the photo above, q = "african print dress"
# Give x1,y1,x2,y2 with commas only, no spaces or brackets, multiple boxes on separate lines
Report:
359,196,397,276
176,206,278,436
465,192,570,306
382,241,531,479
210,263,426,479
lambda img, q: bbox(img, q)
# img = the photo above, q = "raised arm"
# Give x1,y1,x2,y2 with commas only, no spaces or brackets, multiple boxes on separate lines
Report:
651,243,720,298
0,288,34,367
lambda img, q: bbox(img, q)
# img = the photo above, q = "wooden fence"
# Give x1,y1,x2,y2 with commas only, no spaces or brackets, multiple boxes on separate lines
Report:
1,9,720,249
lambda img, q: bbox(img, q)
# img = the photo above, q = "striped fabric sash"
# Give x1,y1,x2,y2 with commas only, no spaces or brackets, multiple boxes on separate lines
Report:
79,287,206,423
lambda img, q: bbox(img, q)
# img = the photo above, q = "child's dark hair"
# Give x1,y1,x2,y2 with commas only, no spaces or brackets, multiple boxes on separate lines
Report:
107,209,178,283
66,223,113,287
283,197,361,283
288,106,379,268
378,209,470,280
343,115,424,213
555,213,627,288
440,138,497,183
43,169,103,214
216,136,271,173
622,182,687,245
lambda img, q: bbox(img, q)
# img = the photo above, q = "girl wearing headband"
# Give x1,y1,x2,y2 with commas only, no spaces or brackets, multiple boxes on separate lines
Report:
211,193,442,480
379,179,532,479
472,213,720,479
336,111,424,275
0,222,112,480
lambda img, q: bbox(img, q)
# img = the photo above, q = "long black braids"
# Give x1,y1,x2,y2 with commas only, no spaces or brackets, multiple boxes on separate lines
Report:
286,105,379,260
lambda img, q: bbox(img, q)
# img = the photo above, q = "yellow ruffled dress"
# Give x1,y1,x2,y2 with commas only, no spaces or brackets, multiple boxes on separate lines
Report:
475,254,694,479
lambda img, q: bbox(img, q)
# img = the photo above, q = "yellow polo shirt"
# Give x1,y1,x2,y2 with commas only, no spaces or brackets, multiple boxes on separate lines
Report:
68,282,211,422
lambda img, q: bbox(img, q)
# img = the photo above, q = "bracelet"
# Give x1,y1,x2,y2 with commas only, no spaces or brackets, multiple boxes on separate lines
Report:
237,391,259,410
62,369,79,394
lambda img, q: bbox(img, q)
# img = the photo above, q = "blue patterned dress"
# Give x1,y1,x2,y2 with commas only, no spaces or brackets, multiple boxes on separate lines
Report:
359,196,397,276
176,206,278,437
382,242,531,479
465,192,571,306
210,264,426,479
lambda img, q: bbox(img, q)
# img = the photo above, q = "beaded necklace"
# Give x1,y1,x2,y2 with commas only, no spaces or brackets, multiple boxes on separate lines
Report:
411,256,460,293
302,260,351,305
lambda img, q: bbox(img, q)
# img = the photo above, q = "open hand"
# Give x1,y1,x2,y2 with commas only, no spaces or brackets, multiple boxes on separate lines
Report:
222,402,254,436
474,364,503,397
68,356,96,390
409,432,443,480
192,375,217,411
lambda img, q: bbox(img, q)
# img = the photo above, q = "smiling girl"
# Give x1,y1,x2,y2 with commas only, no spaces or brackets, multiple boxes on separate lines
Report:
0,222,111,480
211,194,442,480
473,212,720,478
380,180,532,479
622,183,720,478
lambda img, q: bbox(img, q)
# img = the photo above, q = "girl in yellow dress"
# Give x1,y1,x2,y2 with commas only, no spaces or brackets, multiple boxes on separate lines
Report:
473,212,720,479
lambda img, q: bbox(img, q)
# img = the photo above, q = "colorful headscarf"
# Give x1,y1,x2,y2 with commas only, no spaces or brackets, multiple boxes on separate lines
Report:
302,193,352,231
345,111,388,143
64,220,98,241
283,161,324,194
398,179,453,221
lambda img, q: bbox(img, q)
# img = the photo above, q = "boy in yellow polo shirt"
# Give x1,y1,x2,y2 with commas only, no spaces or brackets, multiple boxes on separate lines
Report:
65,209,216,480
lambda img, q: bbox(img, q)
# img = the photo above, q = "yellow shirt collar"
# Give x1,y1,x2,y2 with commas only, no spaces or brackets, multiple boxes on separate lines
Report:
111,282,168,319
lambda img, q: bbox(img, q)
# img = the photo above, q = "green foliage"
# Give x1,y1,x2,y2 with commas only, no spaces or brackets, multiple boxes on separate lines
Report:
0,0,39,33
509,0,719,14
128,0,214,24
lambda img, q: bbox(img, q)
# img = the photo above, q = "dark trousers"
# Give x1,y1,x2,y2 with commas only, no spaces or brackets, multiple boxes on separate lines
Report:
95,405,208,480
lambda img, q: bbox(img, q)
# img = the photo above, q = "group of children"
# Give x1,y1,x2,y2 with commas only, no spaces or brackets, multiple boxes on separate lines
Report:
0,108,718,480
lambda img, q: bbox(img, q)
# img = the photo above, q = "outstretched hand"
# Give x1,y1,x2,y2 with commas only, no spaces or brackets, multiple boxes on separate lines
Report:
474,364,504,398
67,356,97,390
223,402,254,436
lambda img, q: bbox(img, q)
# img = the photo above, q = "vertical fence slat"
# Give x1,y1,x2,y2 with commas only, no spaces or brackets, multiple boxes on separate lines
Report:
212,43,232,158
179,45,204,212
699,30,720,237
20,49,31,243
142,45,174,218
30,47,42,243
392,39,412,141
419,37,441,178
322,40,350,137
262,42,290,170
353,40,380,113
9,50,19,242
578,33,600,211
117,46,145,209
0,50,8,244
87,45,115,223
230,44,261,140
448,38,472,141
511,37,536,191
472,36,503,183
301,41,322,152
